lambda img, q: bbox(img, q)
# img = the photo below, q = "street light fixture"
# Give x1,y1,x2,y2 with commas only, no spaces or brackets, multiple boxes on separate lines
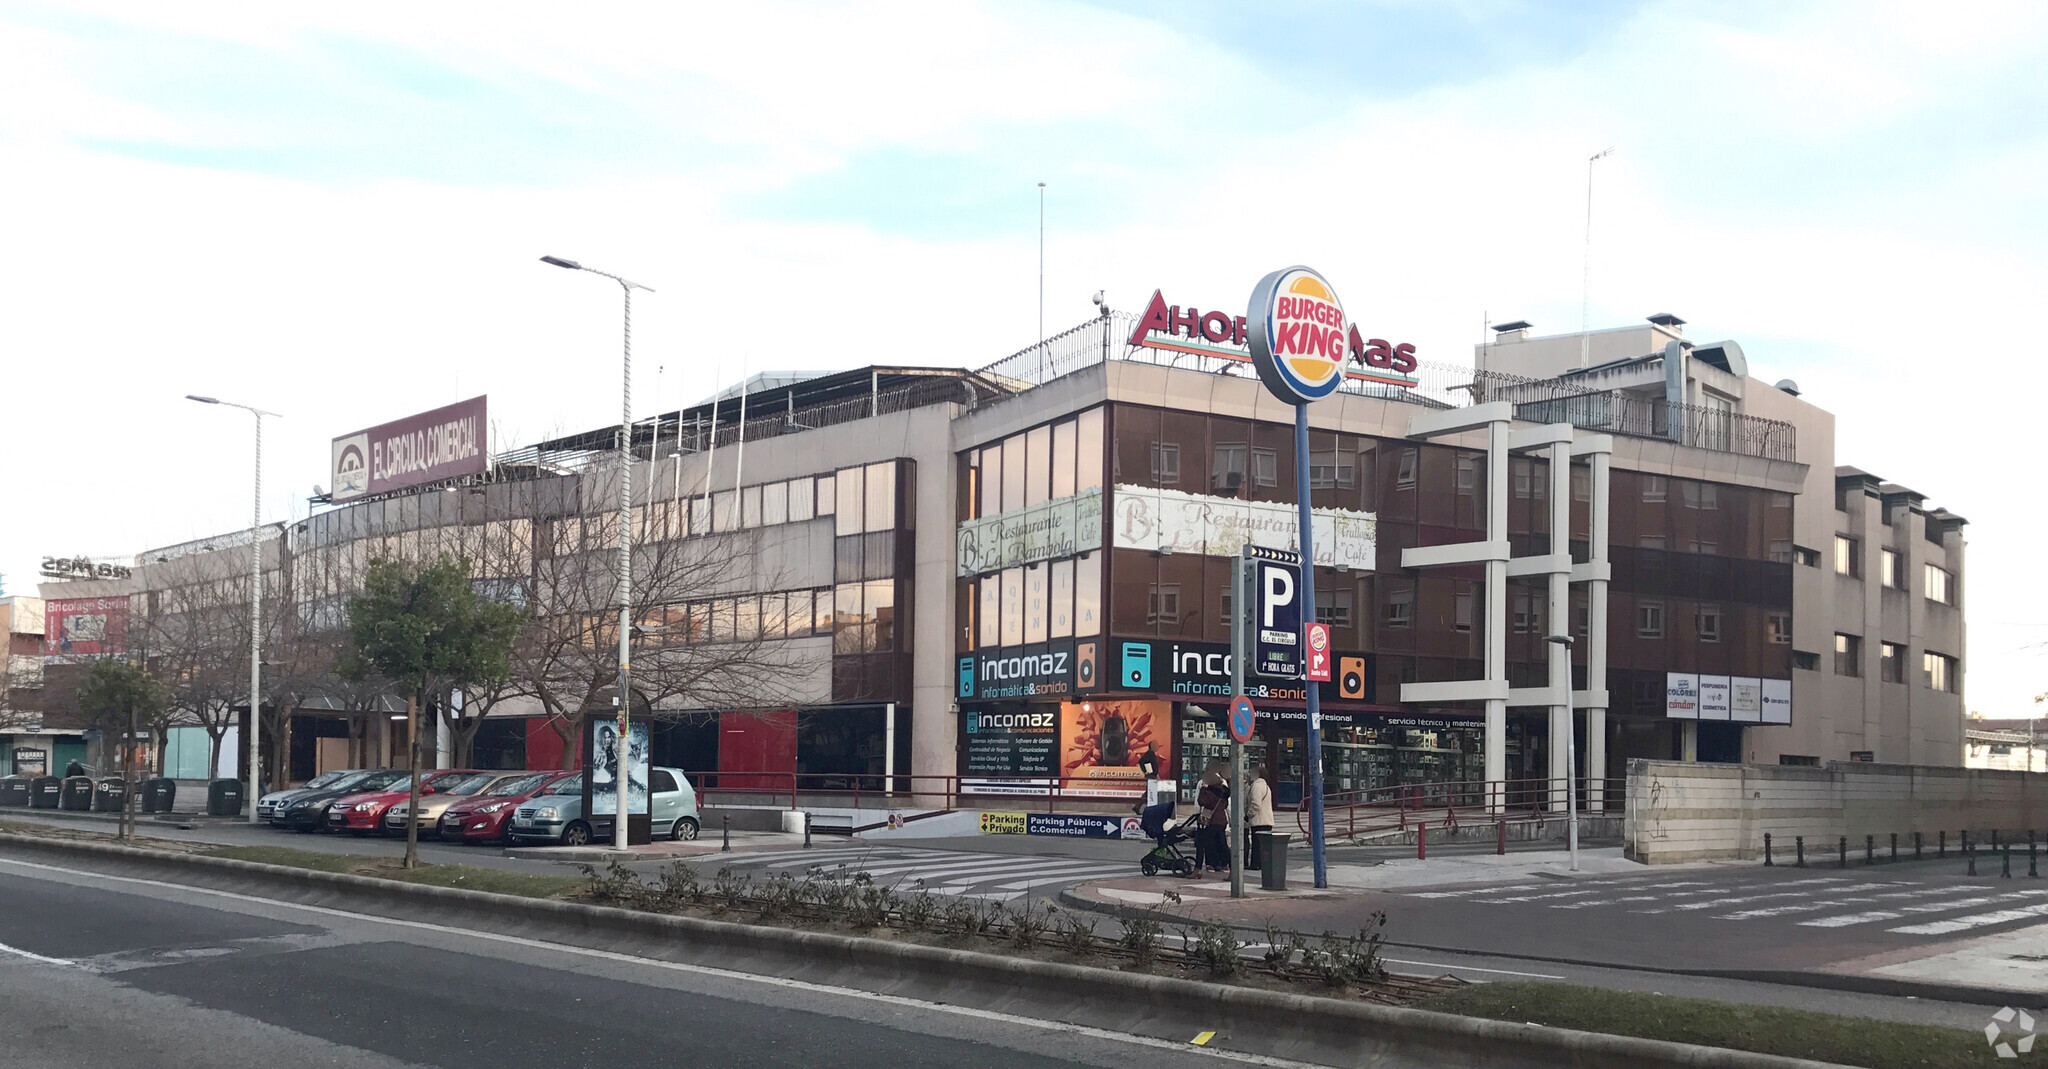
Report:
540,254,654,852
187,394,280,824
1545,633,1580,871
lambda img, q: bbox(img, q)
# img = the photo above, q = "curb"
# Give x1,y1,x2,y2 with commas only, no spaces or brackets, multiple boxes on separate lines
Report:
1055,885,2036,1008
2,808,208,830
0,832,1852,1069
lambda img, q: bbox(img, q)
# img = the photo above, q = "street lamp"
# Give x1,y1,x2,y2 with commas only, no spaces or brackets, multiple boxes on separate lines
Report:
187,394,280,824
1545,633,1579,871
540,254,654,852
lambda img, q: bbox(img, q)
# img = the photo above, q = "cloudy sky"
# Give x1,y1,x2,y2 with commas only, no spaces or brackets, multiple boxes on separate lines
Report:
3,1,2043,712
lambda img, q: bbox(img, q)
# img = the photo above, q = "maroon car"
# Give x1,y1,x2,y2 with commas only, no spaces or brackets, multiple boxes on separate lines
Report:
437,770,577,844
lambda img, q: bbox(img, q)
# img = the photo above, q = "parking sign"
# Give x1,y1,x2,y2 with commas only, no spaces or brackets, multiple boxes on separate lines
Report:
1245,546,1301,679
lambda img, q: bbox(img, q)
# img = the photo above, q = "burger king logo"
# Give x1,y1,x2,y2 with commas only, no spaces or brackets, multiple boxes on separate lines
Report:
1246,266,1347,403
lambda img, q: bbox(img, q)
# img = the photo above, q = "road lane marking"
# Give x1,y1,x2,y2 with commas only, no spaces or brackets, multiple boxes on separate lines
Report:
0,856,1326,1069
1799,911,1902,928
0,939,77,967
1889,900,2048,936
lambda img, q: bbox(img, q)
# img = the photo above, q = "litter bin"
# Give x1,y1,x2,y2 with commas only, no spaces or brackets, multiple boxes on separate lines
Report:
1257,831,1291,891
29,776,61,808
206,778,244,817
92,777,128,813
59,776,94,811
140,778,177,814
0,776,29,807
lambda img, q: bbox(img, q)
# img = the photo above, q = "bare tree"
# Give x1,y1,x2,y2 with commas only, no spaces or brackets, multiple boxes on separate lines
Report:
139,559,253,779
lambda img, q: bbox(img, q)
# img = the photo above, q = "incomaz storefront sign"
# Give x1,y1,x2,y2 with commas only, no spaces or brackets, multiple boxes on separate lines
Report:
957,639,1099,701
331,396,488,502
1128,288,1418,388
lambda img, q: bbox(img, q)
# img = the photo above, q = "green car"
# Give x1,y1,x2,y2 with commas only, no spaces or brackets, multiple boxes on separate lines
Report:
506,767,700,846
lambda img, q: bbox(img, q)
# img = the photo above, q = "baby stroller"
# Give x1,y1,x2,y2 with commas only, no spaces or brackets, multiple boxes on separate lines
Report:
1137,800,1199,877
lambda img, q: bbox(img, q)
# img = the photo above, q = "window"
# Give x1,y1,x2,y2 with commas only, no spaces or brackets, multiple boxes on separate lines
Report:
1212,443,1246,491
1794,545,1820,568
741,484,762,528
1638,535,1667,550
1923,652,1957,693
1880,548,1903,589
1880,642,1905,683
1681,482,1719,510
1636,599,1665,639
1383,584,1413,628
816,474,836,517
866,579,895,651
1076,407,1105,494
1642,475,1667,503
1316,589,1352,628
1454,454,1477,494
1000,567,1025,646
1025,424,1052,507
1250,448,1278,487
1147,584,1181,625
1779,755,1820,767
1396,449,1418,489
836,466,866,536
761,481,787,526
1001,433,1026,511
1074,553,1102,636
1454,588,1474,633
1834,536,1860,578
1792,650,1820,671
1834,633,1862,677
1150,442,1181,485
1769,540,1793,564
1695,604,1722,643
978,576,1000,648
1049,558,1074,639
733,597,761,643
1024,563,1048,643
1309,449,1354,489
1925,564,1954,606
1512,460,1533,499
1571,465,1591,502
1767,612,1792,644
812,587,834,635
1512,589,1543,634
1051,419,1077,500
1688,540,1718,556
787,479,814,522
711,490,736,533
978,445,1003,518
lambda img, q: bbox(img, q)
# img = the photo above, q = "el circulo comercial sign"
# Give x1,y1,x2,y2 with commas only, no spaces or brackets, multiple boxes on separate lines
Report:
1246,266,1347,405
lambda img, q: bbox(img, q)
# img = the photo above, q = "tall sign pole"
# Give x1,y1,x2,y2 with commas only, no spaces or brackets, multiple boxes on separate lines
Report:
1228,553,1247,899
1247,266,1347,890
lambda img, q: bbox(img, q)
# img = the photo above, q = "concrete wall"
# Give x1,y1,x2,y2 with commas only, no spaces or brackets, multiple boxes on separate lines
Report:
1623,758,2046,864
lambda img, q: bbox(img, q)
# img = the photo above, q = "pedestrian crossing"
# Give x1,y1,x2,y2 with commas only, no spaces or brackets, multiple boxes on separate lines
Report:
1406,875,2048,938
691,845,1136,902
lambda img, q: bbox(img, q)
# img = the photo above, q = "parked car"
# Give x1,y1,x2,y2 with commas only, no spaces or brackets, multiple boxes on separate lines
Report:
438,771,578,844
325,769,481,836
507,767,699,846
256,768,367,822
270,769,410,831
381,771,528,837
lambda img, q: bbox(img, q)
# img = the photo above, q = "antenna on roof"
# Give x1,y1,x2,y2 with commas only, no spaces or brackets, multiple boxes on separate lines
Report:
1581,146,1616,369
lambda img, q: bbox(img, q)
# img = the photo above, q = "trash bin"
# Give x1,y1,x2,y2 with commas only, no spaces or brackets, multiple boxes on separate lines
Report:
0,776,29,807
140,778,177,814
1257,831,1291,891
92,777,128,813
206,778,244,817
59,776,94,811
29,776,61,808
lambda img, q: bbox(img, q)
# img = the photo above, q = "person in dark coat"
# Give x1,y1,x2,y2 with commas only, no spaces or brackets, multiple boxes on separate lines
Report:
64,760,86,777
1195,763,1232,875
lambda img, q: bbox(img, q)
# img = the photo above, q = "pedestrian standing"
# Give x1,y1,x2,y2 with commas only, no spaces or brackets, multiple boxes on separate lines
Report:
1196,761,1232,875
1245,761,1275,872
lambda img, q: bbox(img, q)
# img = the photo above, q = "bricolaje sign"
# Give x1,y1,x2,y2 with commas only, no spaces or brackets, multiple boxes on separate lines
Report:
961,708,1057,778
1116,639,1373,703
958,639,1097,700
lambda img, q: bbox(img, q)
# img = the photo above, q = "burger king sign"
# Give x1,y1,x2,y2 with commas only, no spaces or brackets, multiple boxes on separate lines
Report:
1246,266,1347,405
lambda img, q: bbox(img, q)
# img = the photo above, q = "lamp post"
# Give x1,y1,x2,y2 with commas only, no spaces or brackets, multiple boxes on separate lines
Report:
1545,633,1579,871
540,255,654,852
186,394,279,823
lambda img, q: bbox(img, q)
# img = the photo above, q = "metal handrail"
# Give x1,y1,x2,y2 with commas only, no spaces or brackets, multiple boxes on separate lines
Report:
1299,775,1627,839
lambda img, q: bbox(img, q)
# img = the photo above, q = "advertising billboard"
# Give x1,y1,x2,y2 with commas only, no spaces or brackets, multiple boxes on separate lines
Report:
589,720,650,818
43,597,128,662
961,706,1058,781
1059,699,1169,798
1111,485,1375,568
331,396,488,502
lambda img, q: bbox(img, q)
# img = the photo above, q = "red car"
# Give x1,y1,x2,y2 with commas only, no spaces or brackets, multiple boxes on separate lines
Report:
438,770,578,844
324,769,484,836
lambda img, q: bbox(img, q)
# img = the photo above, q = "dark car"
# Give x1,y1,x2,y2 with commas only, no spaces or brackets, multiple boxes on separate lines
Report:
269,768,410,831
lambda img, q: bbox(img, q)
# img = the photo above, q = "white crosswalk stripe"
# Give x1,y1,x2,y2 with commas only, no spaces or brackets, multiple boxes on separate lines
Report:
1399,873,2048,938
699,846,1135,898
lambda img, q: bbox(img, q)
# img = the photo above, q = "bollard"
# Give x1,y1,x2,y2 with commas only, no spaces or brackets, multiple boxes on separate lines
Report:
1764,832,1773,867
2030,833,2038,879
1968,838,1977,878
1839,835,1848,869
1939,830,1947,858
2003,842,2013,879
1796,835,1805,867
1496,815,1506,857
1890,833,1897,863
1865,834,1874,865
1418,821,1427,861
803,811,812,849
1915,831,1922,860
721,814,731,853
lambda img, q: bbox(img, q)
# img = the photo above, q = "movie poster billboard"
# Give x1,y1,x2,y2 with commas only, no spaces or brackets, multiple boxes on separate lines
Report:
588,720,650,818
43,597,128,662
331,396,488,502
1058,698,1170,798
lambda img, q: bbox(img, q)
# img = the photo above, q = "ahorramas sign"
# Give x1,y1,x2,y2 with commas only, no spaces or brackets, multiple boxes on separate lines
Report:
1127,288,1416,387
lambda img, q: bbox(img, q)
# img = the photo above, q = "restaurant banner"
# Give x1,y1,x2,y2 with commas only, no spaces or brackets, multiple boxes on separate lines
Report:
955,487,1103,576
1111,484,1374,569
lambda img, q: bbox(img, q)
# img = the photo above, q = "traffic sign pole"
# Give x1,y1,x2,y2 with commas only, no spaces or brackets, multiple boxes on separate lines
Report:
1295,402,1328,889
1229,553,1247,899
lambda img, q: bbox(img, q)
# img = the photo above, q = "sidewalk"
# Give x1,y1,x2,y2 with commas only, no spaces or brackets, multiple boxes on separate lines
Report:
505,828,811,862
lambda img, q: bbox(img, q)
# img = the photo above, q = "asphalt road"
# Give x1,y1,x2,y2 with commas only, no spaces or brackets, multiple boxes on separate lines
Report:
0,857,1306,1069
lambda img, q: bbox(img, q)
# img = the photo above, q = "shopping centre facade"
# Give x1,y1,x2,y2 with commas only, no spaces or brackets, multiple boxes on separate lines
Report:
21,305,1968,811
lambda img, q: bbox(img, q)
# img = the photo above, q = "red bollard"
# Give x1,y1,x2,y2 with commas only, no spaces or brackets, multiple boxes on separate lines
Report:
1418,820,1427,860
1497,815,1507,856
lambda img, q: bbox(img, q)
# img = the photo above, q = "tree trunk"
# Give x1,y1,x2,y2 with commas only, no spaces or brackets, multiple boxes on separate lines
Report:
206,727,226,780
273,699,293,787
550,713,578,770
403,692,422,870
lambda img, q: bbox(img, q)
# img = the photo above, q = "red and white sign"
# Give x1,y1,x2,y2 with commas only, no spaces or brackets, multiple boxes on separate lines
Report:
1305,622,1332,682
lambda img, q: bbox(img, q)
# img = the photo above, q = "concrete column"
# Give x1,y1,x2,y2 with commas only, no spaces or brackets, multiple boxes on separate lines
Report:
1484,421,1509,812
1586,447,1611,809
1547,441,1571,812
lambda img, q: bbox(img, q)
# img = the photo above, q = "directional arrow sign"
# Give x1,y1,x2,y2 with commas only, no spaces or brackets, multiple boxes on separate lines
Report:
1228,694,1256,744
